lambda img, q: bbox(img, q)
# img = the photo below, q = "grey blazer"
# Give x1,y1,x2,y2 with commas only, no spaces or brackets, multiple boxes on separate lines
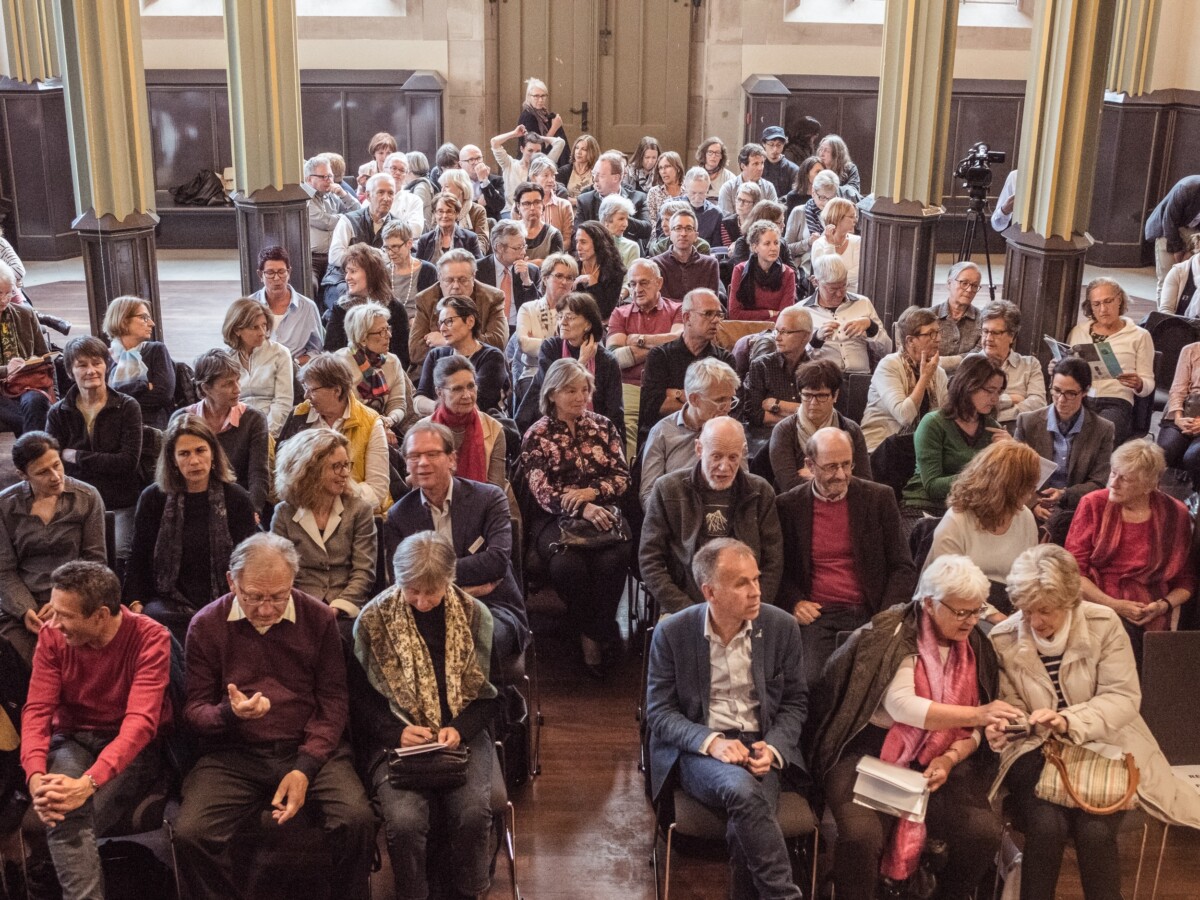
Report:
1014,406,1114,508
271,494,377,613
645,602,808,802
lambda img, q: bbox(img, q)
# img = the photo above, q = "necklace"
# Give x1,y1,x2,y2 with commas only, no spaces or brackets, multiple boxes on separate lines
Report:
394,260,418,310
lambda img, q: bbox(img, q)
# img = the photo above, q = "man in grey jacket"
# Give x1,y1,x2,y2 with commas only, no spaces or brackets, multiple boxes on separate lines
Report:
303,155,360,287
640,416,781,615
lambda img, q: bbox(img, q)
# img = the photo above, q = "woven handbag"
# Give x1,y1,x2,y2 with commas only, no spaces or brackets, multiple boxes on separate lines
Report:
1034,737,1140,814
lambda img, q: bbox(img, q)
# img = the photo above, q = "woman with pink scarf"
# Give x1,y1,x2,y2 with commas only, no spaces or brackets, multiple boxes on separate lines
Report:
809,555,1020,900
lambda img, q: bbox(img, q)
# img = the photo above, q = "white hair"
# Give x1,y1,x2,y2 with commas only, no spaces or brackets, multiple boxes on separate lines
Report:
917,555,989,607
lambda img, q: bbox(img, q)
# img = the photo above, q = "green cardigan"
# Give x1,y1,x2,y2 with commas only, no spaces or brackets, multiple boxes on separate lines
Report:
902,409,1000,512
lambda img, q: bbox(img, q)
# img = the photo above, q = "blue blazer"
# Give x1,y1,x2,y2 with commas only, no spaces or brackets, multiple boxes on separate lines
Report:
645,602,808,803
383,477,527,637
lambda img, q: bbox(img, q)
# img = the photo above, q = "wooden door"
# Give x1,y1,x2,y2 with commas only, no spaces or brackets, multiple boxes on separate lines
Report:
496,0,691,157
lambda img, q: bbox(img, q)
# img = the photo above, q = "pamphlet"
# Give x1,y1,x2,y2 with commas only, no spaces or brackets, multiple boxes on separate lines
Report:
391,742,450,758
1043,335,1123,381
853,756,930,823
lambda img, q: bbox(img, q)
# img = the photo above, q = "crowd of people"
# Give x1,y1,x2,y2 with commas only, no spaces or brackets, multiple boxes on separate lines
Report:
2,77,1199,900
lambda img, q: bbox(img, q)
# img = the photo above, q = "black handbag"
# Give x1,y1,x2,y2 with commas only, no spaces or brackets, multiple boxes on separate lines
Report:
386,745,470,791
550,504,631,552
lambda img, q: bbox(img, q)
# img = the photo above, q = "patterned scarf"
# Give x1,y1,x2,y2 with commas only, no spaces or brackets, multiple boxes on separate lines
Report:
431,404,487,483
109,339,148,387
358,583,485,730
154,481,234,611
522,103,552,137
879,608,978,881
736,255,784,310
353,346,390,412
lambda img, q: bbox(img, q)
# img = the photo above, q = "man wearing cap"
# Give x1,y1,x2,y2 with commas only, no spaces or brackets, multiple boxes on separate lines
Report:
761,126,799,199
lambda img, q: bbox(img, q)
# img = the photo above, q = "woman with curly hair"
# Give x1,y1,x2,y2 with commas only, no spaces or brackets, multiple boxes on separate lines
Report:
572,220,627,320
324,242,412,367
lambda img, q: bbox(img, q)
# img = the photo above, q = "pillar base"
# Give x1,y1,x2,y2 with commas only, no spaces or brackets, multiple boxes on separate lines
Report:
1002,228,1094,360
232,185,311,299
857,197,944,330
73,209,161,339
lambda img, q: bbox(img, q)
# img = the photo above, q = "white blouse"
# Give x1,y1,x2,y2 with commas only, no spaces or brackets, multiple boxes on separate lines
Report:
236,339,294,438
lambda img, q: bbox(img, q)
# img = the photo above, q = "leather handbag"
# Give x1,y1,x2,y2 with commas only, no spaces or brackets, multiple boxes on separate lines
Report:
1,357,56,401
1034,736,1140,814
386,745,470,792
550,504,631,552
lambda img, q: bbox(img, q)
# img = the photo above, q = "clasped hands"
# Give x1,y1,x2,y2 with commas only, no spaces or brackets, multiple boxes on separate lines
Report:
28,772,95,826
708,737,773,777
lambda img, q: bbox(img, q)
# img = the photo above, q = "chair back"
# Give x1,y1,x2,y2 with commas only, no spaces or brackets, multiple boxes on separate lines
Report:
870,432,916,502
1141,631,1200,766
836,371,872,424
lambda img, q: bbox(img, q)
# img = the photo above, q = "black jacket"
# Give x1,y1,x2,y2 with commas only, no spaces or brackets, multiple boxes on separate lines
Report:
576,186,651,242
476,174,507,222
476,255,543,321
46,386,144,510
414,226,484,262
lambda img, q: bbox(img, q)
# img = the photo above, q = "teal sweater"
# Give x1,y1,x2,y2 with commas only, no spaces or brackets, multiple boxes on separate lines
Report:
902,409,1000,511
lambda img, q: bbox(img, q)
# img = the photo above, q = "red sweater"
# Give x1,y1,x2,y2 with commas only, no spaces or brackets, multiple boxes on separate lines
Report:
21,611,171,787
728,260,797,321
809,495,864,606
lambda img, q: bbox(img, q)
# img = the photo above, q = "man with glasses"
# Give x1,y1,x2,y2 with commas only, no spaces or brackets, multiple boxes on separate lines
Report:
321,172,398,311
683,167,723,248
303,155,360,288
478,219,543,323
250,245,324,366
651,208,720,300
641,416,781,615
380,153,427,235
607,259,685,454
409,249,507,369
637,288,734,447
776,428,915,684
1014,356,1113,544
576,152,652,243
932,261,985,371
458,143,507,221
802,254,890,374
175,533,375,900
744,306,841,439
383,422,527,670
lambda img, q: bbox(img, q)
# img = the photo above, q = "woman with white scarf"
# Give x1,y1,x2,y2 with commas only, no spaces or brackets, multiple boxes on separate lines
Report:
103,295,176,429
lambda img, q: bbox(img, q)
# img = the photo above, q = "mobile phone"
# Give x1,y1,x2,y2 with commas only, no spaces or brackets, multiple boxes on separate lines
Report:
1002,722,1030,735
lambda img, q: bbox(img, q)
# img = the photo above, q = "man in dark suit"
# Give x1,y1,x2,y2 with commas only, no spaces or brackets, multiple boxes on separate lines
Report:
575,151,652,242
460,144,507,222
646,537,806,900
1014,357,1114,545
776,428,916,685
384,421,527,669
476,220,543,325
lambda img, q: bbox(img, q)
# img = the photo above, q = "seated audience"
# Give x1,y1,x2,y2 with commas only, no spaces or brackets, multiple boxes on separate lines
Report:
414,191,484,262
512,253,576,393
716,142,779,216
903,356,1008,515
512,179,564,263
478,219,543,323
934,264,985,373
1156,337,1200,489
816,134,862,197
271,429,377,633
640,358,740,508
651,208,720,300
0,260,49,437
810,198,861,293
1158,231,1200,316
438,167,492,254
175,533,374,900
416,296,510,416
103,295,176,430
810,555,1016,900
0,229,26,291
625,136,661,194
697,136,736,203
404,151,438,230
520,358,630,677
47,336,142,563
410,249,507,370
925,441,1041,614
647,544,809,900
360,131,396,184
1015,357,1113,544
776,428,915,684
646,151,686,238
20,561,171,899
305,155,361,288
222,297,294,438
529,156,573,251
324,172,398,311
278,354,393,515
124,416,257,642
760,125,799,198
744,307,840,438
967,299,1046,428
641,417,781,616
385,424,527,668
719,180,762,249
491,125,565,216
352,531,501,900
1065,439,1194,668
558,133,599,201
251,246,324,367
791,169,840,255
573,220,627,320
324,242,413,369
516,292,622,435
683,166,722,249
599,194,641,268
861,305,948,452
725,200,795,281
0,432,105,664
728,221,795,321
173,350,271,513
987,545,1200,900
575,151,652,243
638,289,734,446
333,302,414,445
781,155,824,221
1064,277,1154,445
382,221,439,328
769,360,870,493
460,143,507,221
802,255,890,374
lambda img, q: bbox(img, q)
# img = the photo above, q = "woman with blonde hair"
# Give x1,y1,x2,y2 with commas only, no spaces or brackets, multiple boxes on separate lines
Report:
332,302,415,445
221,297,294,438
438,168,491,254
102,295,176,429
414,192,483,262
557,134,600,201
811,197,861,293
518,76,566,144
529,156,574,253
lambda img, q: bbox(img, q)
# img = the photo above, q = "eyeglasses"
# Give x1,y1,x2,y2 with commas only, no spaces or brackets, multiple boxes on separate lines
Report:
698,394,739,410
262,269,290,279
518,199,544,208
811,460,852,475
775,328,811,337
439,315,466,327
239,592,291,609
670,225,697,233
444,384,478,397
691,309,725,321
1050,387,1083,400
366,327,392,338
955,279,982,292
937,600,988,622
981,328,1010,338
462,156,483,166
384,242,411,254
441,275,474,287
558,313,581,325
328,461,352,473
131,313,153,322
913,328,941,339
303,384,335,396
310,173,333,182
405,450,447,463
548,272,576,282
1090,298,1120,308
800,391,834,402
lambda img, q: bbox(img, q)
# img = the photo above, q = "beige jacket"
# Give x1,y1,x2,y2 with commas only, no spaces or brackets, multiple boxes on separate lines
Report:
988,602,1200,829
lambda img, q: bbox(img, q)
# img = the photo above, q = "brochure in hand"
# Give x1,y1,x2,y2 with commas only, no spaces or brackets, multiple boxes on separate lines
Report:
1043,335,1123,381
853,755,930,823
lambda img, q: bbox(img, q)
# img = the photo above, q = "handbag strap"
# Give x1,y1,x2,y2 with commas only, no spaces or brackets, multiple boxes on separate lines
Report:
1041,737,1140,815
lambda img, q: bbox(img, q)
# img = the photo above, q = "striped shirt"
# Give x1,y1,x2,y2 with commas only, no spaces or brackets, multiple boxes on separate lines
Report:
1041,653,1067,709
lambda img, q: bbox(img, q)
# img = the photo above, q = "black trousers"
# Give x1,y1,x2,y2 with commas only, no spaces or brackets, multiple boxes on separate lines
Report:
533,513,630,645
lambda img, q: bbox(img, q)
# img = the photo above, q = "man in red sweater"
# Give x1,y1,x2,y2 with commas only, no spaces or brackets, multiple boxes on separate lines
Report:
21,560,171,900
173,532,374,900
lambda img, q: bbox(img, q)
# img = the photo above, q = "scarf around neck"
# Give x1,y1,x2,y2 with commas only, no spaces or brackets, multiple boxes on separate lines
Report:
154,480,234,611
432,404,487,483
736,256,784,309
522,104,552,137
109,339,149,386
353,346,390,411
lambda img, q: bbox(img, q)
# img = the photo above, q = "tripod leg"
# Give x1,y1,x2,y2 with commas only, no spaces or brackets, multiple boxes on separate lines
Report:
979,215,998,302
959,213,977,262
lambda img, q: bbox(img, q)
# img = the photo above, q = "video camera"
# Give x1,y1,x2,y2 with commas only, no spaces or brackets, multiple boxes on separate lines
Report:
955,142,1006,194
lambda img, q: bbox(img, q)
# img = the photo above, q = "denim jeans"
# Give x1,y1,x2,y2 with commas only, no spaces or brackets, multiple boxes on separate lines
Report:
43,731,163,900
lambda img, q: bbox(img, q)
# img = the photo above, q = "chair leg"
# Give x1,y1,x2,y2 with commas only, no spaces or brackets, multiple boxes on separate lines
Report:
505,800,520,900
165,819,184,900
17,828,30,900
810,828,820,900
663,822,675,900
525,636,543,778
1149,822,1169,900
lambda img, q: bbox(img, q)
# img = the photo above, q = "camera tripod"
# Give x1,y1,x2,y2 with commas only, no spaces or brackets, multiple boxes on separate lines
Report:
957,185,999,303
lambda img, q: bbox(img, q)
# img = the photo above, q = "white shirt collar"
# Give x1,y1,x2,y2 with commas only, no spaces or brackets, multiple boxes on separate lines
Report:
228,595,297,634
420,477,454,514
703,608,753,646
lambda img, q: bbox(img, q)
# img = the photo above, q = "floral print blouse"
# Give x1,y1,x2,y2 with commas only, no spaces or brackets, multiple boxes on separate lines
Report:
520,410,629,514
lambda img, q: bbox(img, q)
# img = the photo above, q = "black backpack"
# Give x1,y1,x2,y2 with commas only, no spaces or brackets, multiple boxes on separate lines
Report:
171,169,230,207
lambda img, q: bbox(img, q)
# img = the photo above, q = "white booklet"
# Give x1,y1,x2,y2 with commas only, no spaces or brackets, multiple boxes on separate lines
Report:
391,742,450,758
1043,335,1123,381
853,755,930,823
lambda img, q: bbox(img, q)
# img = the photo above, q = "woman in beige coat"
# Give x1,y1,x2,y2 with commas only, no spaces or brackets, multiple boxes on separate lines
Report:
986,544,1200,900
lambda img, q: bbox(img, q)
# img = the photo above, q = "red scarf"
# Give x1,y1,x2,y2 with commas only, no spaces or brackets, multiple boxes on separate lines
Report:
431,404,488,483
879,609,978,881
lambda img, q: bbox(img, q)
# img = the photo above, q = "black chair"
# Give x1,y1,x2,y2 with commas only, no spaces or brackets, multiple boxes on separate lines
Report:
870,433,916,503
1139,311,1200,414
1131,351,1163,439
836,371,872,425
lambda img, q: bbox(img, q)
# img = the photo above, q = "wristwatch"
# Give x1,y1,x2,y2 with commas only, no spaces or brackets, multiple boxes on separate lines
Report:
636,335,646,349
770,400,782,416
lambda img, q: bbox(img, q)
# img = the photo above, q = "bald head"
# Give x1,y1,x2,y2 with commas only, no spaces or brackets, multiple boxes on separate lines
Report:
805,427,854,500
696,416,746,491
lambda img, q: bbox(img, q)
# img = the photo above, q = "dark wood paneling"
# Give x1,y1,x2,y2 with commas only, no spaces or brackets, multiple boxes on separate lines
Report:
1088,102,1166,267
149,84,231,192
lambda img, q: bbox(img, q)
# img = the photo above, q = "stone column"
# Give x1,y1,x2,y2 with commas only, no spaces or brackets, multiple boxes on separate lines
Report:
857,0,958,330
51,0,161,337
2,0,57,83
1002,0,1117,357
1107,0,1160,97
223,0,310,298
